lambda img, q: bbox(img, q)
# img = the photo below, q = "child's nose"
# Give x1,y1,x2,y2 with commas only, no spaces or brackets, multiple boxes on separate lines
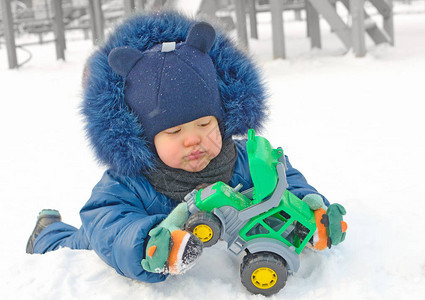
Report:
183,133,201,147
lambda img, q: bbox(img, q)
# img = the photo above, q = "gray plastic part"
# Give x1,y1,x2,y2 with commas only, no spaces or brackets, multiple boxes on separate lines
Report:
238,162,288,221
228,236,246,255
232,183,243,193
277,147,288,170
282,224,295,239
240,187,254,199
184,189,200,214
244,238,300,272
199,184,217,201
213,207,247,241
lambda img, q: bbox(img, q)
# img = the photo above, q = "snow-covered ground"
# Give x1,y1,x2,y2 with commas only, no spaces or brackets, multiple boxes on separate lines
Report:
1,2,425,299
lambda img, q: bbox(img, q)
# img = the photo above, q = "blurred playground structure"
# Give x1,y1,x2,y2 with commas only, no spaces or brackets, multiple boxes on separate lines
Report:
0,0,421,69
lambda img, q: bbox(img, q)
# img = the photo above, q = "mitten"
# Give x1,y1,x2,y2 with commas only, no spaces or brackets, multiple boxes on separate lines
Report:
141,203,203,274
302,194,348,250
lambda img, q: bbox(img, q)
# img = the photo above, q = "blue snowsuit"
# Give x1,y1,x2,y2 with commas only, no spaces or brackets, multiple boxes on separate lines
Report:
33,140,327,283
31,12,329,284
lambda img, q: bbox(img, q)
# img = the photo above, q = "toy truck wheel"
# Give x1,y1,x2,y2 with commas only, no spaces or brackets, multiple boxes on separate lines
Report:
240,252,288,296
185,211,222,247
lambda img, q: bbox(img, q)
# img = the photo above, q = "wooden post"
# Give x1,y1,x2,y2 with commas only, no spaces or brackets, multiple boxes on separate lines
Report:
124,0,136,15
294,10,302,21
306,1,321,49
233,0,248,49
247,0,258,39
88,0,97,44
329,0,336,32
294,0,303,21
51,0,66,60
1,0,18,68
197,0,217,17
135,0,145,11
270,0,285,59
350,0,366,57
383,0,394,45
93,0,105,43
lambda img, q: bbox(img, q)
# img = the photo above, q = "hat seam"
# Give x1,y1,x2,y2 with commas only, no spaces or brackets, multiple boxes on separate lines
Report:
156,53,168,109
173,49,217,96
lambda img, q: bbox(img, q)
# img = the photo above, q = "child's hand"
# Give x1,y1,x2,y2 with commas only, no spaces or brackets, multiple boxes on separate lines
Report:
323,203,347,246
141,226,172,273
141,203,203,274
302,194,348,250
159,202,190,232
302,194,327,210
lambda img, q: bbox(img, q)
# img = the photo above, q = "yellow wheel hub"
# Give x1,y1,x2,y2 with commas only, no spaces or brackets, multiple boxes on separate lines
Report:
193,225,213,242
251,267,277,289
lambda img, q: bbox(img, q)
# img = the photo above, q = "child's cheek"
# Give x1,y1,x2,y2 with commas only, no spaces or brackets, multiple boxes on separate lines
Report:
167,143,183,167
155,139,181,169
209,129,222,158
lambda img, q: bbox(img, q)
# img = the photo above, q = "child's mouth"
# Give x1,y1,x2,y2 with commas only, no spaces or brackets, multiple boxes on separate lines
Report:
186,150,205,160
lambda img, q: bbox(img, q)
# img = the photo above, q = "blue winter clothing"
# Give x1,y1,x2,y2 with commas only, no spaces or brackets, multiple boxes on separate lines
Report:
31,11,329,284
33,140,327,283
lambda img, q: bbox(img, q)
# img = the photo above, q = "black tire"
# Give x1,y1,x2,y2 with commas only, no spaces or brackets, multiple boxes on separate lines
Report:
240,252,288,296
185,211,222,247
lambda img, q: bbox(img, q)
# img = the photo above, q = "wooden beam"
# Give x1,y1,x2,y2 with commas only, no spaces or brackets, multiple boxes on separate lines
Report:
364,10,391,44
368,0,392,17
341,0,391,46
308,0,351,50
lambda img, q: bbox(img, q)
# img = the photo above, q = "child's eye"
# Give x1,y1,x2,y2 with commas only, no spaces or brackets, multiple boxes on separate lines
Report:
166,129,181,134
199,121,211,127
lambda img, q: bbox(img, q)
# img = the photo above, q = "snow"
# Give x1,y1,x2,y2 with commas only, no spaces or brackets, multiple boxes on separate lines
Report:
1,3,425,299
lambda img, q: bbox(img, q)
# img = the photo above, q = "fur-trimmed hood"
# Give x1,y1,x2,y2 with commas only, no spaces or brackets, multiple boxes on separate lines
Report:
81,11,268,176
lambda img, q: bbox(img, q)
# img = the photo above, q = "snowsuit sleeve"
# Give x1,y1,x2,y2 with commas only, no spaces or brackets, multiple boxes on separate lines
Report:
284,156,330,206
80,170,174,283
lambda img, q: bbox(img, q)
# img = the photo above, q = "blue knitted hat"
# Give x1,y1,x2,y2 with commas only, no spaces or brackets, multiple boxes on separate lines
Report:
108,22,223,143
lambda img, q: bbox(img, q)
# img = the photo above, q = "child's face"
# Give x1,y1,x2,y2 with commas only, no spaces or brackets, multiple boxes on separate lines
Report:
154,116,222,172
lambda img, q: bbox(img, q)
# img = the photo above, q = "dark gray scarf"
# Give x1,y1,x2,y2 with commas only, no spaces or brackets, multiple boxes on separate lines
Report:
146,139,237,201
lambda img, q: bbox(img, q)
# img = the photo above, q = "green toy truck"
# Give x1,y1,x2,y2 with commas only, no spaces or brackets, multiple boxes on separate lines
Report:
183,129,320,296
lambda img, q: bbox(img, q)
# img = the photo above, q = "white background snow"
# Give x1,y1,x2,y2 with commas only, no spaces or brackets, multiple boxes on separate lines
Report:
1,2,425,299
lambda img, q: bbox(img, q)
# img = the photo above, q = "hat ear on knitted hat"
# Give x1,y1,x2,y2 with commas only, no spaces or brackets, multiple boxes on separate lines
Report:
185,22,216,53
108,46,143,77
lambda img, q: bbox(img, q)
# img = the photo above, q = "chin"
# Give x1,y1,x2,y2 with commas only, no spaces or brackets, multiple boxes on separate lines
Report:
183,159,209,172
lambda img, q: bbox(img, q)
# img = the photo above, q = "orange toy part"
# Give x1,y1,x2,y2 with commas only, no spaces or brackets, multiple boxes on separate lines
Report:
313,208,328,251
147,245,157,257
167,229,188,274
341,221,348,233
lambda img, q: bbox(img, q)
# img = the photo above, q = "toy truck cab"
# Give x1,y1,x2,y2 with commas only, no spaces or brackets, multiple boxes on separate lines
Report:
184,129,317,296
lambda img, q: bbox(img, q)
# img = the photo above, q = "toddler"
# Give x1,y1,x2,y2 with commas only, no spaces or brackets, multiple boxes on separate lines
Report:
26,12,333,283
